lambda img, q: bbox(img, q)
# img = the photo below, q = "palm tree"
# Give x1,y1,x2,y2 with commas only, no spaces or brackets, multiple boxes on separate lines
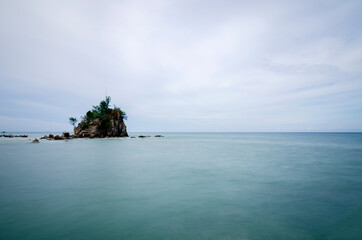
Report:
69,117,77,127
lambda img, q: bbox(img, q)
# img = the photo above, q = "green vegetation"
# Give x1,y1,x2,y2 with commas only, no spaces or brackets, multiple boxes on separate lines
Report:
72,96,127,128
69,117,77,127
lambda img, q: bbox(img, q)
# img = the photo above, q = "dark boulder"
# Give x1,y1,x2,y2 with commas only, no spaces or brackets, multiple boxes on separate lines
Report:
40,135,48,139
62,132,70,139
138,135,151,138
54,135,62,140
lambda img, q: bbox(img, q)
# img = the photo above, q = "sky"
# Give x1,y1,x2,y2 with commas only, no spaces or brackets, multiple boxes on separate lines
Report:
0,0,362,132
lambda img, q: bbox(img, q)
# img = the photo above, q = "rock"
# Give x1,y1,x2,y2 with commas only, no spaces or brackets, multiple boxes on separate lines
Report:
40,133,72,140
73,109,128,138
14,135,28,138
54,135,62,140
130,136,136,138
31,138,39,143
62,132,70,139
78,130,90,138
138,135,151,138
155,135,164,137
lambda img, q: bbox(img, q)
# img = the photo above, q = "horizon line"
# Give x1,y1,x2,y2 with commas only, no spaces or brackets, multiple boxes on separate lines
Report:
2,131,362,134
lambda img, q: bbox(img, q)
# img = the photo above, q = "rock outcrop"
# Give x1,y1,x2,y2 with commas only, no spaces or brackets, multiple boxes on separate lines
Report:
73,109,128,138
1,134,28,138
41,132,73,140
138,135,150,138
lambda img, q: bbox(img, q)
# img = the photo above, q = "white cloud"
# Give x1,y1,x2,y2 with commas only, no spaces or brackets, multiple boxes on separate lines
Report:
0,0,361,131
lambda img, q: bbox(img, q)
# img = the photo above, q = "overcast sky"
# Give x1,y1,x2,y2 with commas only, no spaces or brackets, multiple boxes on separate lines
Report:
0,0,361,132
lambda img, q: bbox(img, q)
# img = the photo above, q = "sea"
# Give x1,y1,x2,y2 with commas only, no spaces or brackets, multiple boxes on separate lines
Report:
1,132,362,240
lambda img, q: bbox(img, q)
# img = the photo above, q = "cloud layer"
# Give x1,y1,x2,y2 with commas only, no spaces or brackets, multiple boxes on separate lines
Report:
1,0,362,132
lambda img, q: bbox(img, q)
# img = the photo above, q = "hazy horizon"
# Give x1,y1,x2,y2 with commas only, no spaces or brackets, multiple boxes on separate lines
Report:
1,0,362,132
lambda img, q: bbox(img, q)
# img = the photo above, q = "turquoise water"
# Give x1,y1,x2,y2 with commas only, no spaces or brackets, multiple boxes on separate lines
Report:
1,133,362,239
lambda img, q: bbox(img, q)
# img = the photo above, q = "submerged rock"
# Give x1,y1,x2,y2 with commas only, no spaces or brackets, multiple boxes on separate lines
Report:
138,135,151,138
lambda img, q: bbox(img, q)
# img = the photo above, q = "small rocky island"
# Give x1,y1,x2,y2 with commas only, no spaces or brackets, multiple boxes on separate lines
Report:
72,96,128,138
34,96,163,142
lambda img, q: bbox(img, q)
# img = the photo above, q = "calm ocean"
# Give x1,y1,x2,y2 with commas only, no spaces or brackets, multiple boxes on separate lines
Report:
1,133,362,240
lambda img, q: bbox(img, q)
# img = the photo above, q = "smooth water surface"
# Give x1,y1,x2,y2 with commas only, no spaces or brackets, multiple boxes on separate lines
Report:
1,133,362,239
